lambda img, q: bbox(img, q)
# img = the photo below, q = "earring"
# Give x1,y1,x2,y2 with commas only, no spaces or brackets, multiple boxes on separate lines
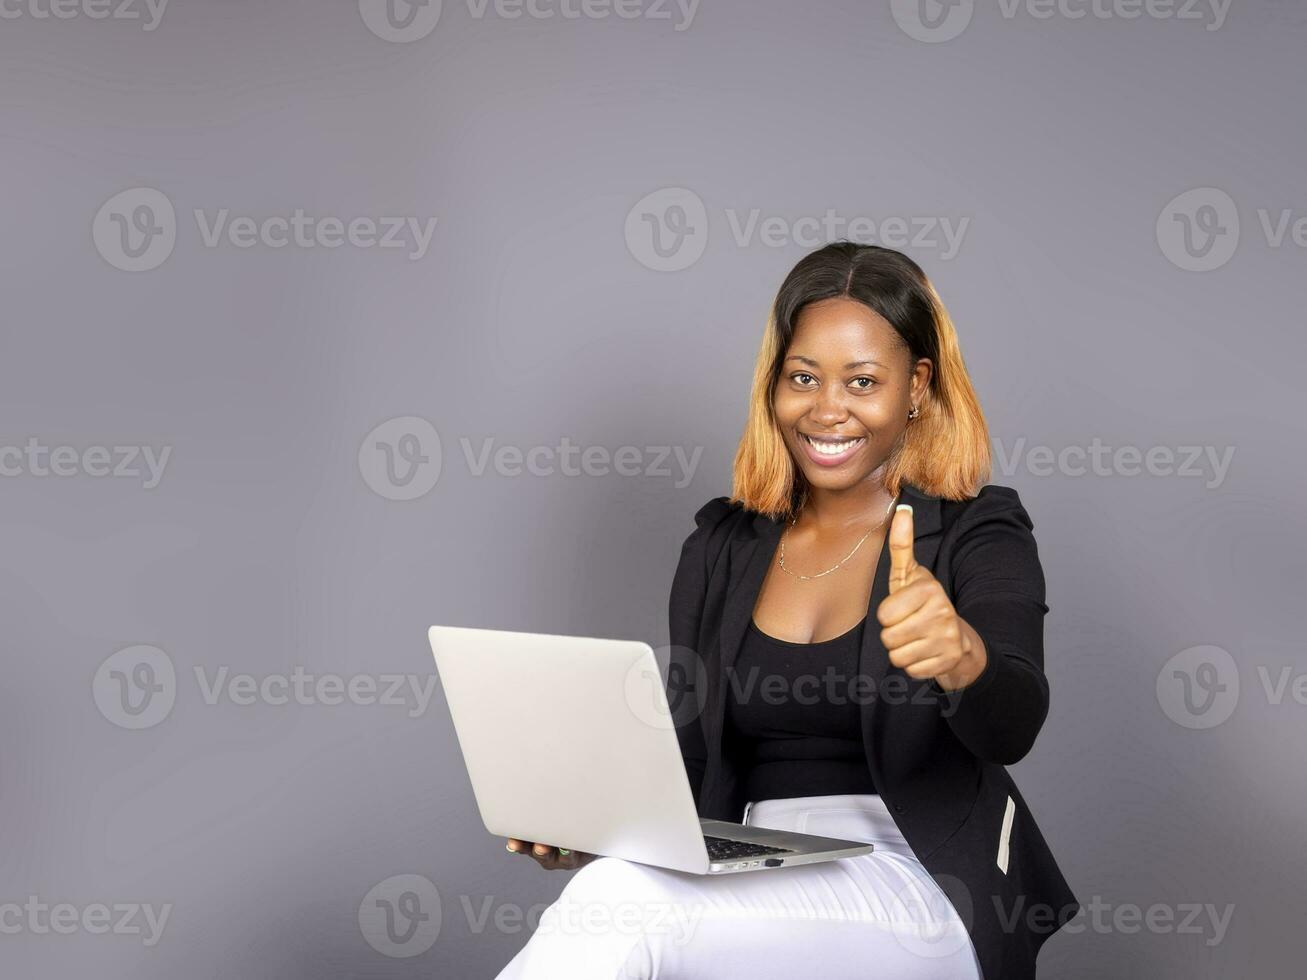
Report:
907,405,920,420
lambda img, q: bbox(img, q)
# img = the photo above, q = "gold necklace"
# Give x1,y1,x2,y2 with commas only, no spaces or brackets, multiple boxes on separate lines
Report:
777,493,899,581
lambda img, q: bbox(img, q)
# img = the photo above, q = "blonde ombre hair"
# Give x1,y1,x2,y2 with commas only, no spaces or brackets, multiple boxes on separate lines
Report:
730,242,991,519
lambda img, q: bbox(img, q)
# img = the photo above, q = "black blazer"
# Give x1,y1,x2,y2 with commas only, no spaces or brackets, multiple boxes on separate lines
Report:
666,481,1079,980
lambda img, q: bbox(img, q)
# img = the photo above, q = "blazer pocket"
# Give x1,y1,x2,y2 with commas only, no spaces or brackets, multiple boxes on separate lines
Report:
996,794,1016,874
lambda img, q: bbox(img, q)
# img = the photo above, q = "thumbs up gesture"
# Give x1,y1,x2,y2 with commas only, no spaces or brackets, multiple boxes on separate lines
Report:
876,504,988,692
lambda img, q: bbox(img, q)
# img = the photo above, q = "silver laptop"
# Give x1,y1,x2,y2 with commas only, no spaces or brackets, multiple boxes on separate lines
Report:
428,624,875,875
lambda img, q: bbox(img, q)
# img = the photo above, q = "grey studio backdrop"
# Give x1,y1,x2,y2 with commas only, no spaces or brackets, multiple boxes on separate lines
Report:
1,1,1302,977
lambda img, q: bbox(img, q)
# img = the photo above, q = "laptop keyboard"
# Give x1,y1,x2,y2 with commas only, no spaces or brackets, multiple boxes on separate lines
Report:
703,835,794,861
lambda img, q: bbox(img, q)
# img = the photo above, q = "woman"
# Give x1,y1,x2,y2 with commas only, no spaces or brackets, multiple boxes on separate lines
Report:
498,242,1079,979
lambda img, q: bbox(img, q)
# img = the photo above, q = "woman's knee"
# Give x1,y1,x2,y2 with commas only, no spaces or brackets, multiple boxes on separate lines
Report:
560,858,676,906
547,859,702,948
502,860,693,980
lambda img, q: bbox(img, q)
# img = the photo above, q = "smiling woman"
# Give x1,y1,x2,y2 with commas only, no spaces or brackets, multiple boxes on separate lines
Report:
497,241,1078,980
732,242,989,518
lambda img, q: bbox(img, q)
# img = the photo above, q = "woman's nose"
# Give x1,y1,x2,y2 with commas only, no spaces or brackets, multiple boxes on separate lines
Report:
809,388,850,425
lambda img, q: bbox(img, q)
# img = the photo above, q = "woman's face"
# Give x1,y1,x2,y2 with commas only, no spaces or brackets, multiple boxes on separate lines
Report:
772,296,931,493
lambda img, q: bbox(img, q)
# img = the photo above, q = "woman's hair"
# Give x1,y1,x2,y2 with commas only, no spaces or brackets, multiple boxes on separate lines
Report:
730,241,990,519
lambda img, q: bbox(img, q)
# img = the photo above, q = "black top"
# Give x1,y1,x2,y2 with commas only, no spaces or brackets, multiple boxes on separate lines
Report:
725,613,877,802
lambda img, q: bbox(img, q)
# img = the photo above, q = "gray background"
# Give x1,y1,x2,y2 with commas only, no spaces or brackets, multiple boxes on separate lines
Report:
2,0,1303,976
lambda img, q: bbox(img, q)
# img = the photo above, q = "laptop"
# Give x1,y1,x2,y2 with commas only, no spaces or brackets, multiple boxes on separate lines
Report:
427,624,875,875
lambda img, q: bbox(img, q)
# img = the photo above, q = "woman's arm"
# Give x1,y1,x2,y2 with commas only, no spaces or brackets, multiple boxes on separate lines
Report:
666,496,735,805
931,485,1052,765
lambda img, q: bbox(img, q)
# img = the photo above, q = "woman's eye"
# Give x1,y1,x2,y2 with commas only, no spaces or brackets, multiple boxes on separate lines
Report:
789,373,877,389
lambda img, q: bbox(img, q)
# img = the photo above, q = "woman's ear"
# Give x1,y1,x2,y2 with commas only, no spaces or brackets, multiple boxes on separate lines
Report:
912,358,933,405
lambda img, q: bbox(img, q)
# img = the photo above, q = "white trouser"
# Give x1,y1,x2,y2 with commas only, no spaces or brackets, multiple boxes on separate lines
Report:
495,793,984,980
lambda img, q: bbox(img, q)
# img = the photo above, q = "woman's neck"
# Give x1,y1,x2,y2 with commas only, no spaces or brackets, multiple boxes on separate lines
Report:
796,481,898,532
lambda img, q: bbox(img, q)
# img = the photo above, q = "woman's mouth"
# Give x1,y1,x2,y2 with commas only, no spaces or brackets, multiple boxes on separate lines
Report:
798,432,866,467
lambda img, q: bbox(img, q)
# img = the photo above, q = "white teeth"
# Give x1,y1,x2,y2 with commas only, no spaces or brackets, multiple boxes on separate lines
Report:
804,435,862,455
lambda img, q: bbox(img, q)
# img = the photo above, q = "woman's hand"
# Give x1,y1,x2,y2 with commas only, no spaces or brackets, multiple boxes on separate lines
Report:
505,838,599,871
877,504,989,692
